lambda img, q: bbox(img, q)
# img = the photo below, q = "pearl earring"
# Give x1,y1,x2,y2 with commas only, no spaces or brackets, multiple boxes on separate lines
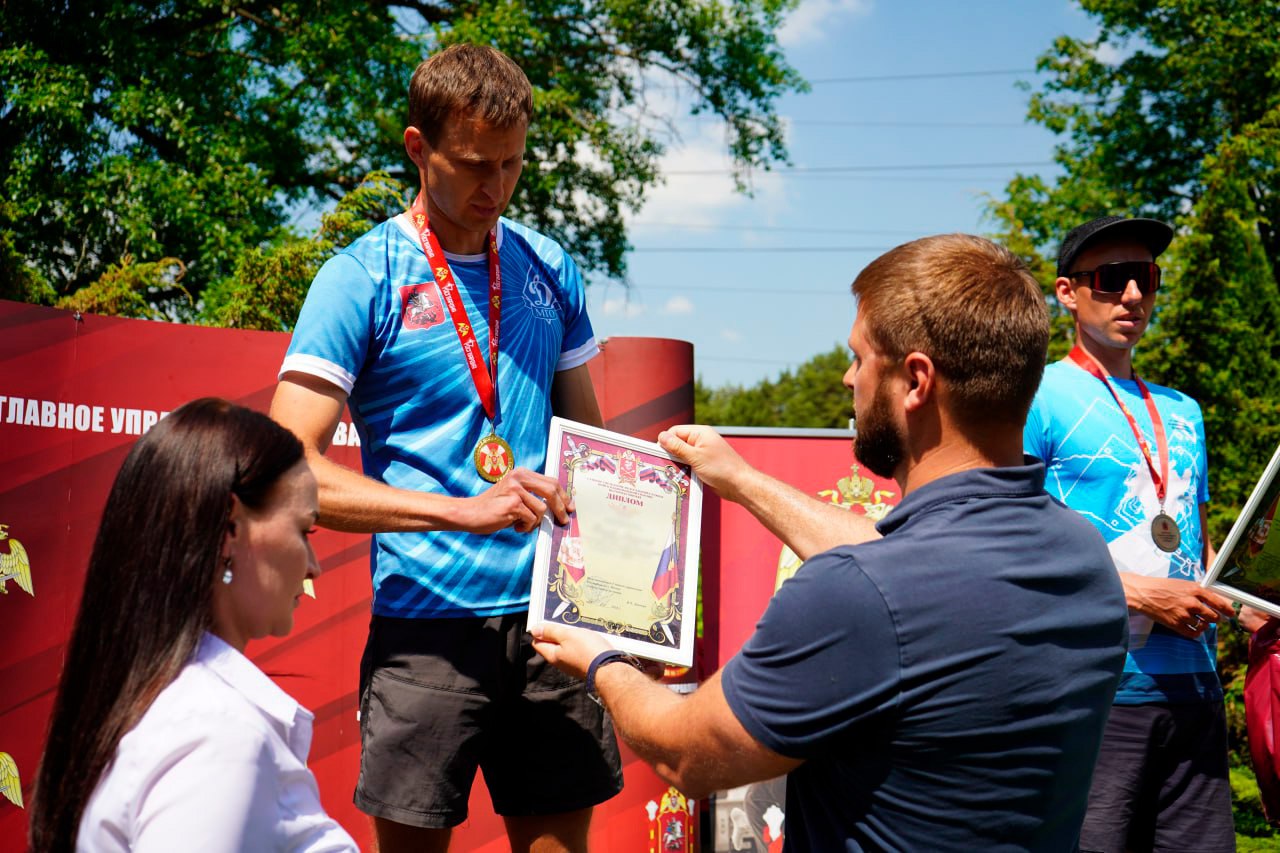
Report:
221,556,233,585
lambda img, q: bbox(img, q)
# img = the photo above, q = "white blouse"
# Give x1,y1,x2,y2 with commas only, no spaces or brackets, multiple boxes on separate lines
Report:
78,633,356,852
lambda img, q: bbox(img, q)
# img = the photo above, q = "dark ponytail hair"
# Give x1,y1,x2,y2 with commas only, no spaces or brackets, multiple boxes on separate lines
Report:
29,398,304,852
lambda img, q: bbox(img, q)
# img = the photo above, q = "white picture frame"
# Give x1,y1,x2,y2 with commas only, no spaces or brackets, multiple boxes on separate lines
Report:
1203,441,1280,619
528,417,702,666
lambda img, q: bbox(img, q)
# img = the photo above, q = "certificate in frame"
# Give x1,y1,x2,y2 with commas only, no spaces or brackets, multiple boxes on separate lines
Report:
529,417,702,666
1203,442,1280,619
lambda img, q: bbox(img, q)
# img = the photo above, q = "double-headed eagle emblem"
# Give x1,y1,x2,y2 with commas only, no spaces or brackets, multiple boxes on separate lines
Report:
0,525,32,597
0,752,21,808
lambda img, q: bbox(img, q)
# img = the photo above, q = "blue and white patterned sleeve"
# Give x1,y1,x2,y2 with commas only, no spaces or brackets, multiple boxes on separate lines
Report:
1023,392,1050,464
555,250,599,372
279,253,377,395
1195,402,1210,505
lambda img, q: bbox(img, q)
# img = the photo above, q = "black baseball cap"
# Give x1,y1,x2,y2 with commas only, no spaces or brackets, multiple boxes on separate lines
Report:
1056,216,1174,277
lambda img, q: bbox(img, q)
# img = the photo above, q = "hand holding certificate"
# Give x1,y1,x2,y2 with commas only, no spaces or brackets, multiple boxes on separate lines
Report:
1204,442,1280,620
528,418,702,666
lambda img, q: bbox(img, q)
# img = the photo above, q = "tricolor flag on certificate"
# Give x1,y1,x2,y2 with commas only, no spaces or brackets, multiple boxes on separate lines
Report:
652,528,679,600
557,513,586,583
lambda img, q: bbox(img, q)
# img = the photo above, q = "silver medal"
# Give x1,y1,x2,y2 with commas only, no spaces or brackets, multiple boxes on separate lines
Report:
1151,512,1181,553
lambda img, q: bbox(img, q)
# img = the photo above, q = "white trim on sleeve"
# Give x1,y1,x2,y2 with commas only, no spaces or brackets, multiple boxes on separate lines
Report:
557,338,601,372
279,354,357,396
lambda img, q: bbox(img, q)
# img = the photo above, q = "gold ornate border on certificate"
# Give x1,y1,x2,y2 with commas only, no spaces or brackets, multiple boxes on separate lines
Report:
544,438,690,648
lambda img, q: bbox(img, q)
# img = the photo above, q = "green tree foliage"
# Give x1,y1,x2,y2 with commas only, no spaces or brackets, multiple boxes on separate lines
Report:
986,0,1280,538
55,255,189,320
0,202,54,305
1,0,803,317
986,1,1280,840
696,344,853,428
201,171,407,330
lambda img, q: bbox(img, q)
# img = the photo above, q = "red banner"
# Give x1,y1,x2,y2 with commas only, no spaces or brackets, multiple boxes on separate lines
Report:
702,430,899,853
0,302,890,850
702,430,900,675
0,302,700,850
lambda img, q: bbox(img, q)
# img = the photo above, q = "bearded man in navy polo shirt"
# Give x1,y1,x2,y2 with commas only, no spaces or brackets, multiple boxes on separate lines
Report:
534,233,1131,851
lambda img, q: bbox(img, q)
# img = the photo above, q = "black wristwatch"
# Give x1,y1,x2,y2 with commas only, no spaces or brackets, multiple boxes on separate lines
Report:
585,649,642,707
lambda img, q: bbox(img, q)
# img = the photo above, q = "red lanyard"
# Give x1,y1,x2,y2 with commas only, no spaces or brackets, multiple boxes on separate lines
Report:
1067,345,1169,504
410,195,502,424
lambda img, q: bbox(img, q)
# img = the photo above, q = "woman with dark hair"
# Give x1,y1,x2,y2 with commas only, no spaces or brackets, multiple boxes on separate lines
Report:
29,398,356,852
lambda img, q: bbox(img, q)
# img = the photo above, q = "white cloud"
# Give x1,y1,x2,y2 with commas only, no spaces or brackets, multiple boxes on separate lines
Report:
720,328,744,343
1094,41,1125,66
589,66,793,236
663,296,695,315
1089,22,1147,67
628,123,790,232
601,297,647,318
779,0,873,47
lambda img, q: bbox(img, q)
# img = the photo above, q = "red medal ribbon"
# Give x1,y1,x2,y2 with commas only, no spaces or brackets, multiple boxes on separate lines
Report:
410,195,502,424
1067,345,1170,504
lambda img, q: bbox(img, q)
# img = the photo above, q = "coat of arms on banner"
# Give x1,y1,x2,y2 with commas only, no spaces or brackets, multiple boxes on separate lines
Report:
775,463,897,590
646,787,693,852
398,282,445,331
0,752,22,808
0,524,33,597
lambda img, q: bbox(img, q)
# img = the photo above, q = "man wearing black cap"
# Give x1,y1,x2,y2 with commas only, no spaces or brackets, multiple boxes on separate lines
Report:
1024,216,1236,852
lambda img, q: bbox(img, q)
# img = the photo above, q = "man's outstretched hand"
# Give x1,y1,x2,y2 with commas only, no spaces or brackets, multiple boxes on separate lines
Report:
659,425,748,501
530,622,616,681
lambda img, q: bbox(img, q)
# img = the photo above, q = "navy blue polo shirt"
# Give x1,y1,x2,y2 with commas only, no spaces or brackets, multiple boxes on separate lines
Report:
721,463,1128,852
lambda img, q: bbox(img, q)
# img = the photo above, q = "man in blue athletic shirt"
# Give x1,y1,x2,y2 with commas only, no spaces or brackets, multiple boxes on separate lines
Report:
270,44,620,853
534,234,1130,851
1024,215,1236,852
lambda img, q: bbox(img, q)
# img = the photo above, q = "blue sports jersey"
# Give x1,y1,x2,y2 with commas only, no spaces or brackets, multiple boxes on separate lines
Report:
1024,359,1218,703
281,213,598,618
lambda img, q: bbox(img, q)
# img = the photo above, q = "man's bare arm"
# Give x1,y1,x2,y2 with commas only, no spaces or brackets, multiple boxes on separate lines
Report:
271,373,571,534
550,363,603,428
659,424,880,560
531,623,800,798
1201,502,1217,572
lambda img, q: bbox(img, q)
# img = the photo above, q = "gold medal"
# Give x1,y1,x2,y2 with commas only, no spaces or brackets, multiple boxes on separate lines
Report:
474,434,515,482
1151,512,1181,553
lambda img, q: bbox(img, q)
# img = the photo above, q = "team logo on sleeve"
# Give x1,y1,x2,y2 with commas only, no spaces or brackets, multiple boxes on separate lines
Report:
399,283,446,330
522,270,559,321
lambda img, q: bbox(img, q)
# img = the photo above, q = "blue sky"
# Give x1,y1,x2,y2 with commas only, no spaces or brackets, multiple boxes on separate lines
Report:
588,0,1103,388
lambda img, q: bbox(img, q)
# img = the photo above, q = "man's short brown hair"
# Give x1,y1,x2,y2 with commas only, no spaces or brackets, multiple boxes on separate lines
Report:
408,43,533,145
851,233,1049,428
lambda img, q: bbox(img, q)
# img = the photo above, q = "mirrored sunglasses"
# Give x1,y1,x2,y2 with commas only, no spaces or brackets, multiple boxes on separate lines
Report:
1068,260,1161,295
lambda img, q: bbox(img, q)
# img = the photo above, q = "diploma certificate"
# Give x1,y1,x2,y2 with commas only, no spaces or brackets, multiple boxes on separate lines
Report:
529,418,702,666
1204,441,1280,619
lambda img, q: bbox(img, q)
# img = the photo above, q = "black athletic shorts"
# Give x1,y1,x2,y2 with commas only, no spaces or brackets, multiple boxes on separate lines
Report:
1078,701,1234,853
353,613,623,828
